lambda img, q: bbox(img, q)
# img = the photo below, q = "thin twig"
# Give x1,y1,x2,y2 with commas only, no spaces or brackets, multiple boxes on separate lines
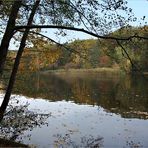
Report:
18,30,89,61
116,40,148,80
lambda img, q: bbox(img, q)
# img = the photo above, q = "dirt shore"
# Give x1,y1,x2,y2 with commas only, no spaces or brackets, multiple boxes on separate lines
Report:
0,138,28,147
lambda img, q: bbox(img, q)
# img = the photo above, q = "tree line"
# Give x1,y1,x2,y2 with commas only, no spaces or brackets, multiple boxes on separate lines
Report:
6,26,147,73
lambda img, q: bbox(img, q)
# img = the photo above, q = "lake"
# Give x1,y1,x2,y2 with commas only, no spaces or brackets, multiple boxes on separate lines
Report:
0,71,148,147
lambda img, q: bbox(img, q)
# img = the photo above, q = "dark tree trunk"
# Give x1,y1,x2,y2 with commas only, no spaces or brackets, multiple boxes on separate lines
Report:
0,0,22,74
0,0,40,120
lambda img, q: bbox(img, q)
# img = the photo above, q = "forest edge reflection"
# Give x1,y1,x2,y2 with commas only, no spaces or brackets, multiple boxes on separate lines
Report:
1,70,147,119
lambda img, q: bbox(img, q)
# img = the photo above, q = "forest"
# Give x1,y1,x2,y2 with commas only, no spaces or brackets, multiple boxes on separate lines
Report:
6,26,148,74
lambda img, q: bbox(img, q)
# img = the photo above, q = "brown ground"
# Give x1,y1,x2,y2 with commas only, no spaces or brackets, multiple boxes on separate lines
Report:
0,138,28,147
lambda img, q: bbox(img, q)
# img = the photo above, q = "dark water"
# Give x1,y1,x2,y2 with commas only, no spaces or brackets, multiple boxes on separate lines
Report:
0,71,148,147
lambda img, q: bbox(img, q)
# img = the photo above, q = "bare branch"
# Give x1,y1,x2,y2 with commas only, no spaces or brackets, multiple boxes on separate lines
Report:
115,40,148,78
116,40,135,68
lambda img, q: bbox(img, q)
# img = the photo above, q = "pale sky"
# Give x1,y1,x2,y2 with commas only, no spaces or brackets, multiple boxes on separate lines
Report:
128,0,148,19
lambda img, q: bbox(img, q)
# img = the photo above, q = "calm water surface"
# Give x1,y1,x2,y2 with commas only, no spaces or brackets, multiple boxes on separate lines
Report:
0,71,148,147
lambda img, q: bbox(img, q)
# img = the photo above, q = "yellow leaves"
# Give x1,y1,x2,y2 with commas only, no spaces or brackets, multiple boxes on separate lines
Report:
19,44,62,72
72,54,80,64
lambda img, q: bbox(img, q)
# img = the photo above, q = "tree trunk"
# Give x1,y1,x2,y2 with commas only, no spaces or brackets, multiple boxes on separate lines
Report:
0,0,22,74
0,0,40,120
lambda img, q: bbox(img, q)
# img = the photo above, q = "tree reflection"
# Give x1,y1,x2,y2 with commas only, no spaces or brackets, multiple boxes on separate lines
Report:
53,132,103,148
2,71,148,119
0,98,50,141
126,140,143,148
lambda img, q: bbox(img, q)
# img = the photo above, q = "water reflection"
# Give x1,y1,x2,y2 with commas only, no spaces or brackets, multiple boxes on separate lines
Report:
1,71,148,147
0,94,148,147
11,71,148,119
0,94,50,141
53,133,103,147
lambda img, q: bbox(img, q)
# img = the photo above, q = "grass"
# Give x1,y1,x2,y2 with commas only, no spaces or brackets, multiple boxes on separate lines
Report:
43,67,123,74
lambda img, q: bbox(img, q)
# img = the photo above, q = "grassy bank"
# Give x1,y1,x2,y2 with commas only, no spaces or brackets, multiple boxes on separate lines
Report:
42,67,123,75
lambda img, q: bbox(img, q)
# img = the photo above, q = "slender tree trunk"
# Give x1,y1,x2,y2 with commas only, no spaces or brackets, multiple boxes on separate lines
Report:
0,0,40,120
0,0,22,74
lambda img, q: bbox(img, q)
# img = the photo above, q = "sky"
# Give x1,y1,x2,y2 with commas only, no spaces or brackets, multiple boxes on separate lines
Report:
128,0,148,19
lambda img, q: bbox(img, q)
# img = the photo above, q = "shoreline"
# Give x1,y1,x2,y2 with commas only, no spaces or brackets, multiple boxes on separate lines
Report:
42,67,123,74
0,138,28,147
39,68,148,77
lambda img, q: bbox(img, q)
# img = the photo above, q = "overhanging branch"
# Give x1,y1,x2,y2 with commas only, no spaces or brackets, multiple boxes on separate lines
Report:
15,25,148,41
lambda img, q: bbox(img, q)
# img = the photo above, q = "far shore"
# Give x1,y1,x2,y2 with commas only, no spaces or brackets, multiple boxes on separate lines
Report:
42,67,123,74
143,72,148,75
40,68,148,78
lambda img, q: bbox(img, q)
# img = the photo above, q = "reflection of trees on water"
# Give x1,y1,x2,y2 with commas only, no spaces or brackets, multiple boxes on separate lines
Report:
126,140,143,148
53,133,103,148
112,76,148,119
3,72,148,119
13,72,72,101
0,97,50,141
